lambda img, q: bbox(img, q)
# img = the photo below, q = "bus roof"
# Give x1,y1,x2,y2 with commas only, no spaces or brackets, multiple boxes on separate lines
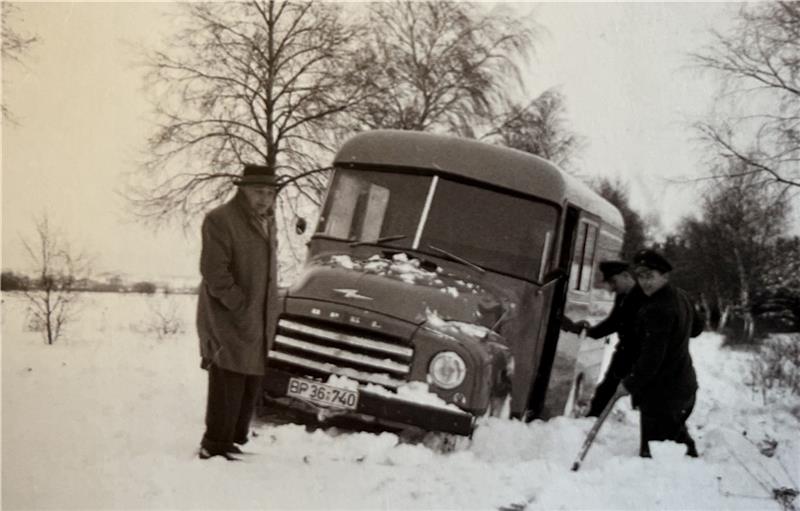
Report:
334,130,624,230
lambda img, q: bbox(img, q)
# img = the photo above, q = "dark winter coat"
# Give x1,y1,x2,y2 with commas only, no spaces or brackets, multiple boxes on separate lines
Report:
623,284,701,408
196,192,279,376
588,285,646,380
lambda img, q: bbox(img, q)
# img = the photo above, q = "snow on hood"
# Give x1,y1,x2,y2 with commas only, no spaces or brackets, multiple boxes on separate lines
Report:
289,253,510,329
424,308,493,340
332,253,441,286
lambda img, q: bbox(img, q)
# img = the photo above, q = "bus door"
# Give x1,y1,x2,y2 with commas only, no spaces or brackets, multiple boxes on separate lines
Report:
526,205,581,419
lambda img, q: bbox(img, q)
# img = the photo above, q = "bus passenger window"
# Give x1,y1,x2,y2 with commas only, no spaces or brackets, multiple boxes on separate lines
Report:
569,223,587,291
570,221,598,292
579,225,598,291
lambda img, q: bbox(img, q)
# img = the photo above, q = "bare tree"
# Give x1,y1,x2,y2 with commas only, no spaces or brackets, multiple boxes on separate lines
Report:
692,2,800,189
21,215,90,345
2,3,39,121
664,160,792,342
131,1,371,226
350,1,536,137
482,88,583,169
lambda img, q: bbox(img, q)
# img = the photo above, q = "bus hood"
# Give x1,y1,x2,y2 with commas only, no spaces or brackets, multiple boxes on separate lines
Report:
286,253,512,331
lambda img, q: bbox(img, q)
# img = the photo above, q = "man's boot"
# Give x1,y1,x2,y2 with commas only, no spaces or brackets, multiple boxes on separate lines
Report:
639,440,652,458
685,437,699,458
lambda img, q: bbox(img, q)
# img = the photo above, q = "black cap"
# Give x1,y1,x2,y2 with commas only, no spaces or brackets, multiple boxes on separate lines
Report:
233,164,279,187
598,260,629,282
632,249,673,273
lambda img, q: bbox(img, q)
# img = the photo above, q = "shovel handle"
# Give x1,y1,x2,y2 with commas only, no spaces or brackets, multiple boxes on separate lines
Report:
570,390,624,471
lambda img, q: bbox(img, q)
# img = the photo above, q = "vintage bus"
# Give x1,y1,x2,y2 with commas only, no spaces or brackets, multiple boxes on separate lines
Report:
262,130,625,435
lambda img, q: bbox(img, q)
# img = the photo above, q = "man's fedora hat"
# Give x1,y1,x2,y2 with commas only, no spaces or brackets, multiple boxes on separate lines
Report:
233,164,279,187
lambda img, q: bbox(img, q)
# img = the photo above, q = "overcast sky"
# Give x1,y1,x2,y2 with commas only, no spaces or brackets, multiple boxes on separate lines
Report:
1,2,754,280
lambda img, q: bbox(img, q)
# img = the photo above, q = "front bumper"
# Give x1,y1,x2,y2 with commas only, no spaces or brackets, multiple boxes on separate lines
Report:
262,369,474,436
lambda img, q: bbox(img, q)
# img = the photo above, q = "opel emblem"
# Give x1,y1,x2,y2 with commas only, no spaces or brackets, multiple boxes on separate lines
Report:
333,288,373,301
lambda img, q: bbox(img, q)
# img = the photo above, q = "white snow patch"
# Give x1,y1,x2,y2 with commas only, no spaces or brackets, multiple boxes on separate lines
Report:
330,254,357,270
330,253,439,285
440,286,460,298
3,294,799,511
325,374,360,390
358,381,461,411
394,381,461,411
425,308,492,339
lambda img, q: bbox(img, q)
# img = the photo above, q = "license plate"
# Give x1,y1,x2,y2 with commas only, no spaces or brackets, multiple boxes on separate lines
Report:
286,377,359,410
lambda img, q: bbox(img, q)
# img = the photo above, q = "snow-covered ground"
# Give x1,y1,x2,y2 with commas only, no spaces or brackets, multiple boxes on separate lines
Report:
2,292,798,510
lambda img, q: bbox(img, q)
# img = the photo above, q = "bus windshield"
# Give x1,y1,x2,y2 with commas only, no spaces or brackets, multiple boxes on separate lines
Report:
316,168,558,281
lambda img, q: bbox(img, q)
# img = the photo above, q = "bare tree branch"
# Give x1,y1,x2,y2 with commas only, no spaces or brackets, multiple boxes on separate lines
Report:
2,3,39,121
349,1,537,135
481,88,584,171
691,2,800,189
131,1,371,228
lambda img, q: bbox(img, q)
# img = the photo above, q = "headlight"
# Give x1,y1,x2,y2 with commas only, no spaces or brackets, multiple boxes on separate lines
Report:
428,351,466,390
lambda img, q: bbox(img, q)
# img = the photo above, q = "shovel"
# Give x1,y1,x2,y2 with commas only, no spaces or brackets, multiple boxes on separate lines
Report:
570,385,626,471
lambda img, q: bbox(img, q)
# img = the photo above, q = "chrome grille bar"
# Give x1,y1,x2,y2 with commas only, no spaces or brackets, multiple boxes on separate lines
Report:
267,351,404,388
274,335,409,374
278,319,413,359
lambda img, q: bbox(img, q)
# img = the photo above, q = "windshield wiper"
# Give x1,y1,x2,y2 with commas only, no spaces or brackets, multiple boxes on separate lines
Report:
349,234,407,247
427,244,486,273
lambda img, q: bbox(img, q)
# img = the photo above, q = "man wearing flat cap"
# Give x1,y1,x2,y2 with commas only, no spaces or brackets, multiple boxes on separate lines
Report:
562,260,645,416
618,248,703,458
196,164,280,460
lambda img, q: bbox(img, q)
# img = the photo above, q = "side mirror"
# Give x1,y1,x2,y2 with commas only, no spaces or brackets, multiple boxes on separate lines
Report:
295,217,307,235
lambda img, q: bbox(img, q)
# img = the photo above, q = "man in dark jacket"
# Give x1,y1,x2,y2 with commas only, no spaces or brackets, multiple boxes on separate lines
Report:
563,261,646,416
196,164,280,460
620,249,702,458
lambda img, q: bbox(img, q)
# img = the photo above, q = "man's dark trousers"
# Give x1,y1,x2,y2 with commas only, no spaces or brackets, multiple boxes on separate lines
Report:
638,393,697,457
201,364,262,454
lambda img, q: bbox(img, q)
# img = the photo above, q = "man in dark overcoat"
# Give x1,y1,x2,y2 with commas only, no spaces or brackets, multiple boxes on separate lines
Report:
620,249,703,458
563,261,646,416
196,164,280,460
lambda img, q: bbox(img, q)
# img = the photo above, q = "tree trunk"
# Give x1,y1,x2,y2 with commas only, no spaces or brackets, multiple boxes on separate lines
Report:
45,288,54,345
733,246,755,343
719,303,730,331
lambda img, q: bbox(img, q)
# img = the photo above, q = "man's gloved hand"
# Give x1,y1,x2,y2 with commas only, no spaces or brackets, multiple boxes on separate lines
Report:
561,317,591,334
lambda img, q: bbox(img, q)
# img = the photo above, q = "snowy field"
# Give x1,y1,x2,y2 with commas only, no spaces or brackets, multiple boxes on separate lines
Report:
2,292,798,510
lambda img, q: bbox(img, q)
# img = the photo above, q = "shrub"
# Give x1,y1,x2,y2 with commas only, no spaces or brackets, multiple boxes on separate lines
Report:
748,334,800,403
132,281,158,294
722,308,758,347
1,271,31,291
143,296,185,340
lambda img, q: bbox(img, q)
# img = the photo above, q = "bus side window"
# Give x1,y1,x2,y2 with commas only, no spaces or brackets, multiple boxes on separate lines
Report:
569,221,598,292
579,224,598,291
568,223,587,291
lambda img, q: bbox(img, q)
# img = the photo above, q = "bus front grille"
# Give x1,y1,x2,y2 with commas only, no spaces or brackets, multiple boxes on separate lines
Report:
267,317,414,389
